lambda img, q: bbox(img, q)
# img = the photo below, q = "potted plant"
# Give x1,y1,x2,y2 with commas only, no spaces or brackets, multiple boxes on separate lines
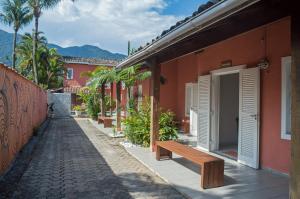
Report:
73,105,82,116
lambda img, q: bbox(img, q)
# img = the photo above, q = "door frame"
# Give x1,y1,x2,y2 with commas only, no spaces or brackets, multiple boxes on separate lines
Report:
209,65,246,151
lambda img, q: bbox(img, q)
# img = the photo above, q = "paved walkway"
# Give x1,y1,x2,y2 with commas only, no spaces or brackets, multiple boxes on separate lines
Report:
11,118,184,199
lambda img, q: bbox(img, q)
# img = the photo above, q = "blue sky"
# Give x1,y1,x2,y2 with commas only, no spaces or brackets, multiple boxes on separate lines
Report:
1,0,208,54
163,0,207,15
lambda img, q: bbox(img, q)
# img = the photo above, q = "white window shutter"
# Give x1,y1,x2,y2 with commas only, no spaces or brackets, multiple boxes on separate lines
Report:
197,75,211,150
238,67,260,169
191,83,199,109
190,83,199,137
185,83,193,116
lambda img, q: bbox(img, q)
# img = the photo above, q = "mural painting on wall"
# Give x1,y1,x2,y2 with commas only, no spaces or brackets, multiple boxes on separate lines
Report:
0,66,47,175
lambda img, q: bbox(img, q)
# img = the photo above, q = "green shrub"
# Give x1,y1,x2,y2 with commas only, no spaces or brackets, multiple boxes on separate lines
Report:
123,98,178,147
159,111,178,141
104,95,116,111
77,87,91,104
87,92,101,119
73,105,82,111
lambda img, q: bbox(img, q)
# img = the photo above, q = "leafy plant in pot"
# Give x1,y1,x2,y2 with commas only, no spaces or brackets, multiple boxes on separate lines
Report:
73,105,82,116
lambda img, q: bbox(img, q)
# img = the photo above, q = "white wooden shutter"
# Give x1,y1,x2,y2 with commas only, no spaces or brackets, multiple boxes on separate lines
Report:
197,75,211,150
185,83,193,116
238,67,260,169
190,83,199,136
191,83,198,109
190,109,198,136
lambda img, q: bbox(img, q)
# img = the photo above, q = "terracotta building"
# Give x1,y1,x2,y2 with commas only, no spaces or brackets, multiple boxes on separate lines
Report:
117,0,293,175
62,56,119,107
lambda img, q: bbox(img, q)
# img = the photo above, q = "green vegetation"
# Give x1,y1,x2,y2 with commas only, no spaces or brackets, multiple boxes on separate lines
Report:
0,0,32,69
0,0,74,85
123,98,178,147
16,32,65,89
86,89,101,120
77,87,100,119
73,105,82,111
27,0,70,83
119,64,151,107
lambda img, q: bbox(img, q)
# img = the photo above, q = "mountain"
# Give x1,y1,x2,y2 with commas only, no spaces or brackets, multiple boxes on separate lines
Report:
0,29,126,66
47,44,126,61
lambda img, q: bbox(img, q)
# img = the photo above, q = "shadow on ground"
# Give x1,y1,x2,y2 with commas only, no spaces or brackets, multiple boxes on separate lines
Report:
1,118,187,199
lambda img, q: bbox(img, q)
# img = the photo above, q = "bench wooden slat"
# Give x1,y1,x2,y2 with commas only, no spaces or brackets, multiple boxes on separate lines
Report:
156,141,220,164
156,140,224,189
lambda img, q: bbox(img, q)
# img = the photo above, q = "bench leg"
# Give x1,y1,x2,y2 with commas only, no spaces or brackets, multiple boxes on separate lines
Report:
201,161,224,189
156,146,172,161
103,120,112,128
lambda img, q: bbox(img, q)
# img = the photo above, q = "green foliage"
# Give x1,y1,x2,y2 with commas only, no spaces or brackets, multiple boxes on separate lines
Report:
159,111,178,141
73,105,82,111
119,64,151,97
16,32,64,88
87,90,101,119
123,99,151,147
123,98,178,147
77,87,91,104
104,95,116,110
0,0,33,31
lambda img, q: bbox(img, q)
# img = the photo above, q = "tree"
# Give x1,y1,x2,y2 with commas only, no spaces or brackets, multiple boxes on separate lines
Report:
119,64,151,108
27,0,74,84
16,32,46,79
81,66,112,117
94,67,119,115
39,48,65,89
17,32,65,89
0,0,32,69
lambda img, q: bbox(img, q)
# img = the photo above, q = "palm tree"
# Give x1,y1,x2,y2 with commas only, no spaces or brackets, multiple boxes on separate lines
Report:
27,0,57,83
28,0,75,83
119,64,151,107
16,32,46,78
82,66,112,117
0,0,32,69
39,48,65,89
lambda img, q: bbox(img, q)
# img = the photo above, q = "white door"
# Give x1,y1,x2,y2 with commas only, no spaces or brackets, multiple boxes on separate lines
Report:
238,67,260,169
197,75,211,150
190,83,199,136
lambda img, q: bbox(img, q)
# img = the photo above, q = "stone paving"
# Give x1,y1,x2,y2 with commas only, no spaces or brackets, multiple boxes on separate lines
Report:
9,118,184,199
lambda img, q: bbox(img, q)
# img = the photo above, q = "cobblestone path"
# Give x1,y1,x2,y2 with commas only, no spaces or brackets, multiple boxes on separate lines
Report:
11,118,184,199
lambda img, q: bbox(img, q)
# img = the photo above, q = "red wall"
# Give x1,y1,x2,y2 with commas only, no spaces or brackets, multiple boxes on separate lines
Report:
64,63,97,87
0,64,47,175
156,17,291,173
160,60,178,113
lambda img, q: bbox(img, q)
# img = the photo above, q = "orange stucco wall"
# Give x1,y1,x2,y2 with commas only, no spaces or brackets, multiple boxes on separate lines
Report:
154,17,290,173
0,64,47,175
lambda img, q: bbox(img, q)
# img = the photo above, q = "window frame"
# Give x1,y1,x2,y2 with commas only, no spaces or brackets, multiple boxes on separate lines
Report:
67,68,74,80
185,83,193,117
281,56,292,140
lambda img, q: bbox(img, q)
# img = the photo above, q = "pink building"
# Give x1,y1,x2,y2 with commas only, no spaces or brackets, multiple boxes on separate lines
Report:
62,56,121,107
117,0,293,175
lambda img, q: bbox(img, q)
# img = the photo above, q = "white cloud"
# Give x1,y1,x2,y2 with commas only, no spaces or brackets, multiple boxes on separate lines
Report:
27,0,182,54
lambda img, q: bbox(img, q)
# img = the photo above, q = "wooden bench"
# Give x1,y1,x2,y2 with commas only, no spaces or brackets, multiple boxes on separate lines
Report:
98,116,113,128
156,141,224,189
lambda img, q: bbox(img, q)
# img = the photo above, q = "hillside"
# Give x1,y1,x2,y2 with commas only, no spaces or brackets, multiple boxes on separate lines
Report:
0,29,126,66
